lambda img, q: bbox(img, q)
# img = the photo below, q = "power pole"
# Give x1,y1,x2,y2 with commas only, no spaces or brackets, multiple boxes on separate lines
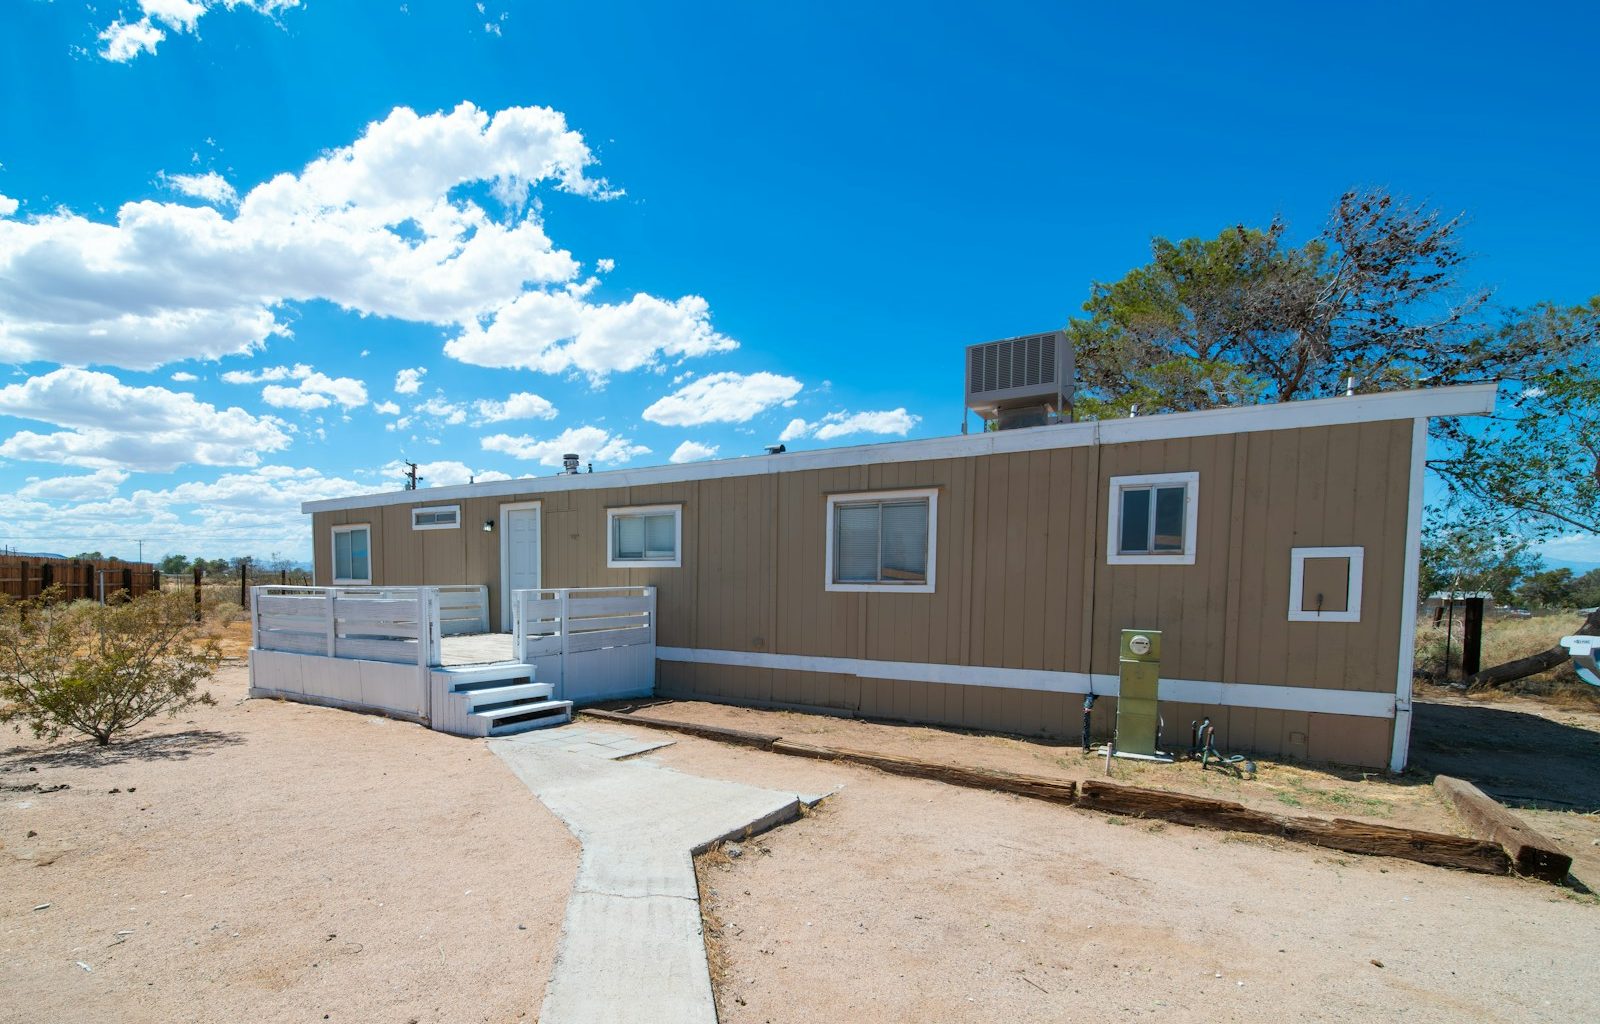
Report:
403,460,423,490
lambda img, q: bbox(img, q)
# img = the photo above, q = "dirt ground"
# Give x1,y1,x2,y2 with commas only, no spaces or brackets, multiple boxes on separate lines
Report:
6,647,1598,1023
1410,683,1600,890
604,699,1464,833
649,734,1600,1024
0,663,578,1024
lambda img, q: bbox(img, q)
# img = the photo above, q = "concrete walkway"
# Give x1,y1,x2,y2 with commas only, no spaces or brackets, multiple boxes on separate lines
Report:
490,724,825,1024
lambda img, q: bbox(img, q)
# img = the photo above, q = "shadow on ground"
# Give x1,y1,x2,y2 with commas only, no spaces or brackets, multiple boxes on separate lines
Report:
1412,701,1600,812
0,729,244,771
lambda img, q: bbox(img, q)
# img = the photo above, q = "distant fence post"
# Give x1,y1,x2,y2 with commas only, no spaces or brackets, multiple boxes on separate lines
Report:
152,569,161,592
121,567,133,602
18,559,31,601
280,568,288,585
193,564,203,622
39,561,52,598
240,559,250,611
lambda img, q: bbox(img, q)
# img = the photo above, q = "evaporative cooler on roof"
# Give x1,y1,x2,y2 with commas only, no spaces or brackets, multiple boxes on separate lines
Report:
964,329,1075,429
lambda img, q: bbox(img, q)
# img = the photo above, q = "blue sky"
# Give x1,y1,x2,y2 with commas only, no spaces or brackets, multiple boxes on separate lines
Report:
0,1,1596,565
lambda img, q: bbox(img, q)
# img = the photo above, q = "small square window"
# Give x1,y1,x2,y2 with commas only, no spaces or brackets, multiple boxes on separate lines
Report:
332,524,371,584
1289,546,1364,622
607,506,682,568
825,489,938,592
411,505,460,530
1106,472,1198,565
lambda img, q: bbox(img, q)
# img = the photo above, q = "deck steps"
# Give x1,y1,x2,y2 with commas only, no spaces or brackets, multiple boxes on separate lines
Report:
432,660,571,736
484,699,576,735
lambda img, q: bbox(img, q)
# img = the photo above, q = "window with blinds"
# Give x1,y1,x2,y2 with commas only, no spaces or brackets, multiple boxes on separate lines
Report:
332,525,371,583
607,506,682,567
827,490,936,591
1106,472,1199,565
411,505,459,530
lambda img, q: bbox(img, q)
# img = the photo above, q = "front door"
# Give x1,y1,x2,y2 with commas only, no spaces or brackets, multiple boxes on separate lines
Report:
500,502,541,631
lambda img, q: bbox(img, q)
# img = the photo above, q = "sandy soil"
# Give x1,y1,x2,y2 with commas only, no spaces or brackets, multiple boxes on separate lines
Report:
604,699,1462,833
0,663,578,1024
1411,683,1600,889
644,736,1600,1024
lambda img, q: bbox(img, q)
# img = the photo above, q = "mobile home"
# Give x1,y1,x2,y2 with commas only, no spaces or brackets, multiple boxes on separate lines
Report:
298,381,1497,770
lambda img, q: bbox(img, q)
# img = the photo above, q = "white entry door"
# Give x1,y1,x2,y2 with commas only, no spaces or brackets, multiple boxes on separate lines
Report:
500,502,541,631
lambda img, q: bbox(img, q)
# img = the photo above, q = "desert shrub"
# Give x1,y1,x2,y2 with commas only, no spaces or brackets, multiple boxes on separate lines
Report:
0,587,221,745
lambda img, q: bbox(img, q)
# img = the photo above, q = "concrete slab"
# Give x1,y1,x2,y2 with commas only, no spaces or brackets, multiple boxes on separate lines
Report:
491,728,824,1024
498,723,674,761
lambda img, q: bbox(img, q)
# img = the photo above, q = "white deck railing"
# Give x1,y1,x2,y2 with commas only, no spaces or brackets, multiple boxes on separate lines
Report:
511,586,657,705
248,584,446,722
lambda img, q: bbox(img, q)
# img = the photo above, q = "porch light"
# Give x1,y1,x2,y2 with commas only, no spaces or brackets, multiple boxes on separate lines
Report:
483,520,495,532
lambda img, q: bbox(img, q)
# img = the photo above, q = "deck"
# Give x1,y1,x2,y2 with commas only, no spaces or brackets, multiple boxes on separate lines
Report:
440,631,517,667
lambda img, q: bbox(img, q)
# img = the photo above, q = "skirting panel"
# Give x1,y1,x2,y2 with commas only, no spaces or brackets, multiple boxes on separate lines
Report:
654,660,1396,768
656,647,1396,719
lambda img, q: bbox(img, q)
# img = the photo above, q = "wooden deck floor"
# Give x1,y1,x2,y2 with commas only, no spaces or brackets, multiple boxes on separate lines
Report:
440,632,517,666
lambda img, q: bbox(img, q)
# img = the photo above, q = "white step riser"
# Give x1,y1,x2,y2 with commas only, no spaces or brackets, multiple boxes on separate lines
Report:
431,663,535,688
472,699,574,723
488,710,572,736
461,682,552,708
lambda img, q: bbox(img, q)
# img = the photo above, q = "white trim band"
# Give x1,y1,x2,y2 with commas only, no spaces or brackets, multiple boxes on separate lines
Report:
657,647,1398,719
302,383,1497,514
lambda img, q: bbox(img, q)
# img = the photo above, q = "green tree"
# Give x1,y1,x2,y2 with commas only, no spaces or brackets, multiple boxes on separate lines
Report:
1571,569,1600,609
0,588,220,746
72,550,106,561
1067,189,1600,538
157,553,191,574
1516,568,1576,609
1418,515,1540,606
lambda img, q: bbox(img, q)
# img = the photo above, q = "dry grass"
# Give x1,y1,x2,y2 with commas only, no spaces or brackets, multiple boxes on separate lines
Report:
694,844,738,1006
1415,611,1595,698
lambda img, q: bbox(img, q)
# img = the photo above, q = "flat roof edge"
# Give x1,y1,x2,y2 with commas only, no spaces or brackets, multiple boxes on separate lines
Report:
301,381,1498,515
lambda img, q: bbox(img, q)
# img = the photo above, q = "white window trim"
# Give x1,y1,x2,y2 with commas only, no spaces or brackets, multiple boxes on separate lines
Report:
1106,471,1199,566
411,504,461,531
825,487,938,594
606,504,683,569
331,523,372,585
1288,546,1365,623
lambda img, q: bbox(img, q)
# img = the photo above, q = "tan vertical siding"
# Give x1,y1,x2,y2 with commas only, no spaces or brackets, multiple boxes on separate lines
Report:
312,418,1417,767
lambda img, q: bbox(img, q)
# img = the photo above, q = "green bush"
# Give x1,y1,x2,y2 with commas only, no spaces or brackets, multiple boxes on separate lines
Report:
0,587,221,746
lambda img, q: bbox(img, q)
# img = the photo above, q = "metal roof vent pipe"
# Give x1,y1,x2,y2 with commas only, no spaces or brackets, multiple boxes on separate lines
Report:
562,453,581,475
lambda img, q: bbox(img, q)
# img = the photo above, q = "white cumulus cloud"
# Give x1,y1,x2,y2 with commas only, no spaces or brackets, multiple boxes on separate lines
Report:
0,194,18,218
394,367,426,394
221,363,366,410
481,427,650,468
0,103,668,372
669,440,719,464
159,170,238,205
16,468,130,502
0,367,291,471
372,400,401,416
444,290,736,382
170,371,199,382
376,459,513,489
781,408,920,442
475,392,557,423
641,371,802,427
96,1,301,63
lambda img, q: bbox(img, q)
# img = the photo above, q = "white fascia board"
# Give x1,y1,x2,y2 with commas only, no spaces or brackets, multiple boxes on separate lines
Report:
657,647,1398,719
301,382,1499,515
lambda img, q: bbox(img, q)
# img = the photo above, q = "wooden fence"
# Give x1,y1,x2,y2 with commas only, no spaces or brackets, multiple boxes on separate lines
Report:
0,555,160,603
